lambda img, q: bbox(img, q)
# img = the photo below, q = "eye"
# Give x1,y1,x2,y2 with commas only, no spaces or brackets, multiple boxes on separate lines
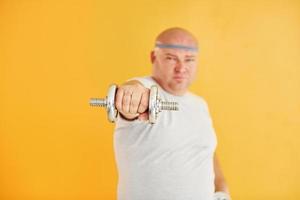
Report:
185,58,195,62
166,56,175,60
165,57,177,62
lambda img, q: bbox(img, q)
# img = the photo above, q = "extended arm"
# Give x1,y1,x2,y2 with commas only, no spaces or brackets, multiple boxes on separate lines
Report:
214,153,230,194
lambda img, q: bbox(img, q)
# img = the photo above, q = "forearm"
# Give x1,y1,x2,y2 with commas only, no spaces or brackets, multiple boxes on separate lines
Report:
214,153,230,193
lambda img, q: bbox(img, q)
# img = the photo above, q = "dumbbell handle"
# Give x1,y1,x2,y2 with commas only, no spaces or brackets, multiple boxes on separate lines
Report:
90,98,107,107
90,84,179,123
152,99,179,111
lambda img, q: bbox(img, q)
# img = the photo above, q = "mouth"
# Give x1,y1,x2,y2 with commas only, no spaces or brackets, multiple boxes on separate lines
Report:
173,76,186,80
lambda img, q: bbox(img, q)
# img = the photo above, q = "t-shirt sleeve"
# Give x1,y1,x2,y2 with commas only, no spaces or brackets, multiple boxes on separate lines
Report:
198,96,214,126
126,76,154,89
198,96,218,144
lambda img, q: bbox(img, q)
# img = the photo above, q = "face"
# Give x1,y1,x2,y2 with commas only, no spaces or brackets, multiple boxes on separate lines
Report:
151,47,198,95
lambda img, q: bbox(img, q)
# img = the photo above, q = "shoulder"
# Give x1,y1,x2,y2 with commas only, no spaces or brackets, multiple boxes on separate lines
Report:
186,91,210,114
186,91,207,104
126,76,154,89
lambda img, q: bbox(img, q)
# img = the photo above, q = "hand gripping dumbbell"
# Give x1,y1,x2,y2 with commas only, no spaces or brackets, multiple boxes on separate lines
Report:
89,84,179,124
214,192,231,200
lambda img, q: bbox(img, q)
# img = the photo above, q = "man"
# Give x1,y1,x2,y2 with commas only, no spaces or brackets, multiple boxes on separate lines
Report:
113,27,231,200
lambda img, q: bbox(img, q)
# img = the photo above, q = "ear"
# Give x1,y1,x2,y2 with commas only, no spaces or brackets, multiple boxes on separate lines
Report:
150,51,156,64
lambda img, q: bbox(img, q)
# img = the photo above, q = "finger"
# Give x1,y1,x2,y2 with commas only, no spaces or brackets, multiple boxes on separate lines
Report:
138,89,149,113
130,92,142,114
115,87,124,112
122,90,132,113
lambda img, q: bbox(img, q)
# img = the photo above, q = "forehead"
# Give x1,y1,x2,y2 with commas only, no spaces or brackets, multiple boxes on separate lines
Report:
156,43,198,51
154,42,199,57
155,47,198,57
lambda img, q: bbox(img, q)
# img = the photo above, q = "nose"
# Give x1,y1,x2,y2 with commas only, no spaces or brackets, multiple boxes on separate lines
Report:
174,60,186,73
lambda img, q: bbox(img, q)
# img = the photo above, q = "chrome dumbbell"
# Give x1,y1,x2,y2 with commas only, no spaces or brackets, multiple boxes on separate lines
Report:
214,192,231,200
90,84,179,124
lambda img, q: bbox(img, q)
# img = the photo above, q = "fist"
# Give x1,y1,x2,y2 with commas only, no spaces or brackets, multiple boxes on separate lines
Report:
115,81,150,121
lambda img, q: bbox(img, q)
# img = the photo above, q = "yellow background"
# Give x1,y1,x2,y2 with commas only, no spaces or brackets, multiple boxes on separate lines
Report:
1,0,300,199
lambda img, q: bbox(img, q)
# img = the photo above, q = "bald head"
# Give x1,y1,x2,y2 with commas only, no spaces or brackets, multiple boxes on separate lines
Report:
150,27,199,96
155,27,198,50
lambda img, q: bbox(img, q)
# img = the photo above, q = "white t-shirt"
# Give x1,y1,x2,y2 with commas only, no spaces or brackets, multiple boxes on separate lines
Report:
113,76,218,200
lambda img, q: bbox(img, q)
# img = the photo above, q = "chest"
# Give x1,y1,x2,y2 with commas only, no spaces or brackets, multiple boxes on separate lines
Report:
149,100,217,150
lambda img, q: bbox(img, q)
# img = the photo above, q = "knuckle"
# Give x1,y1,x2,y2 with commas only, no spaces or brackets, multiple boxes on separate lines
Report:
117,87,124,93
138,104,148,112
123,99,130,106
122,99,130,108
131,95,140,104
129,109,136,114
115,95,122,104
124,90,132,96
130,101,138,108
141,101,148,108
130,102,139,112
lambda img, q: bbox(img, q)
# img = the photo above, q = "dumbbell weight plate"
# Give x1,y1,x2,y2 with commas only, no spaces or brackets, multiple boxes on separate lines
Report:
107,84,118,122
149,85,158,124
